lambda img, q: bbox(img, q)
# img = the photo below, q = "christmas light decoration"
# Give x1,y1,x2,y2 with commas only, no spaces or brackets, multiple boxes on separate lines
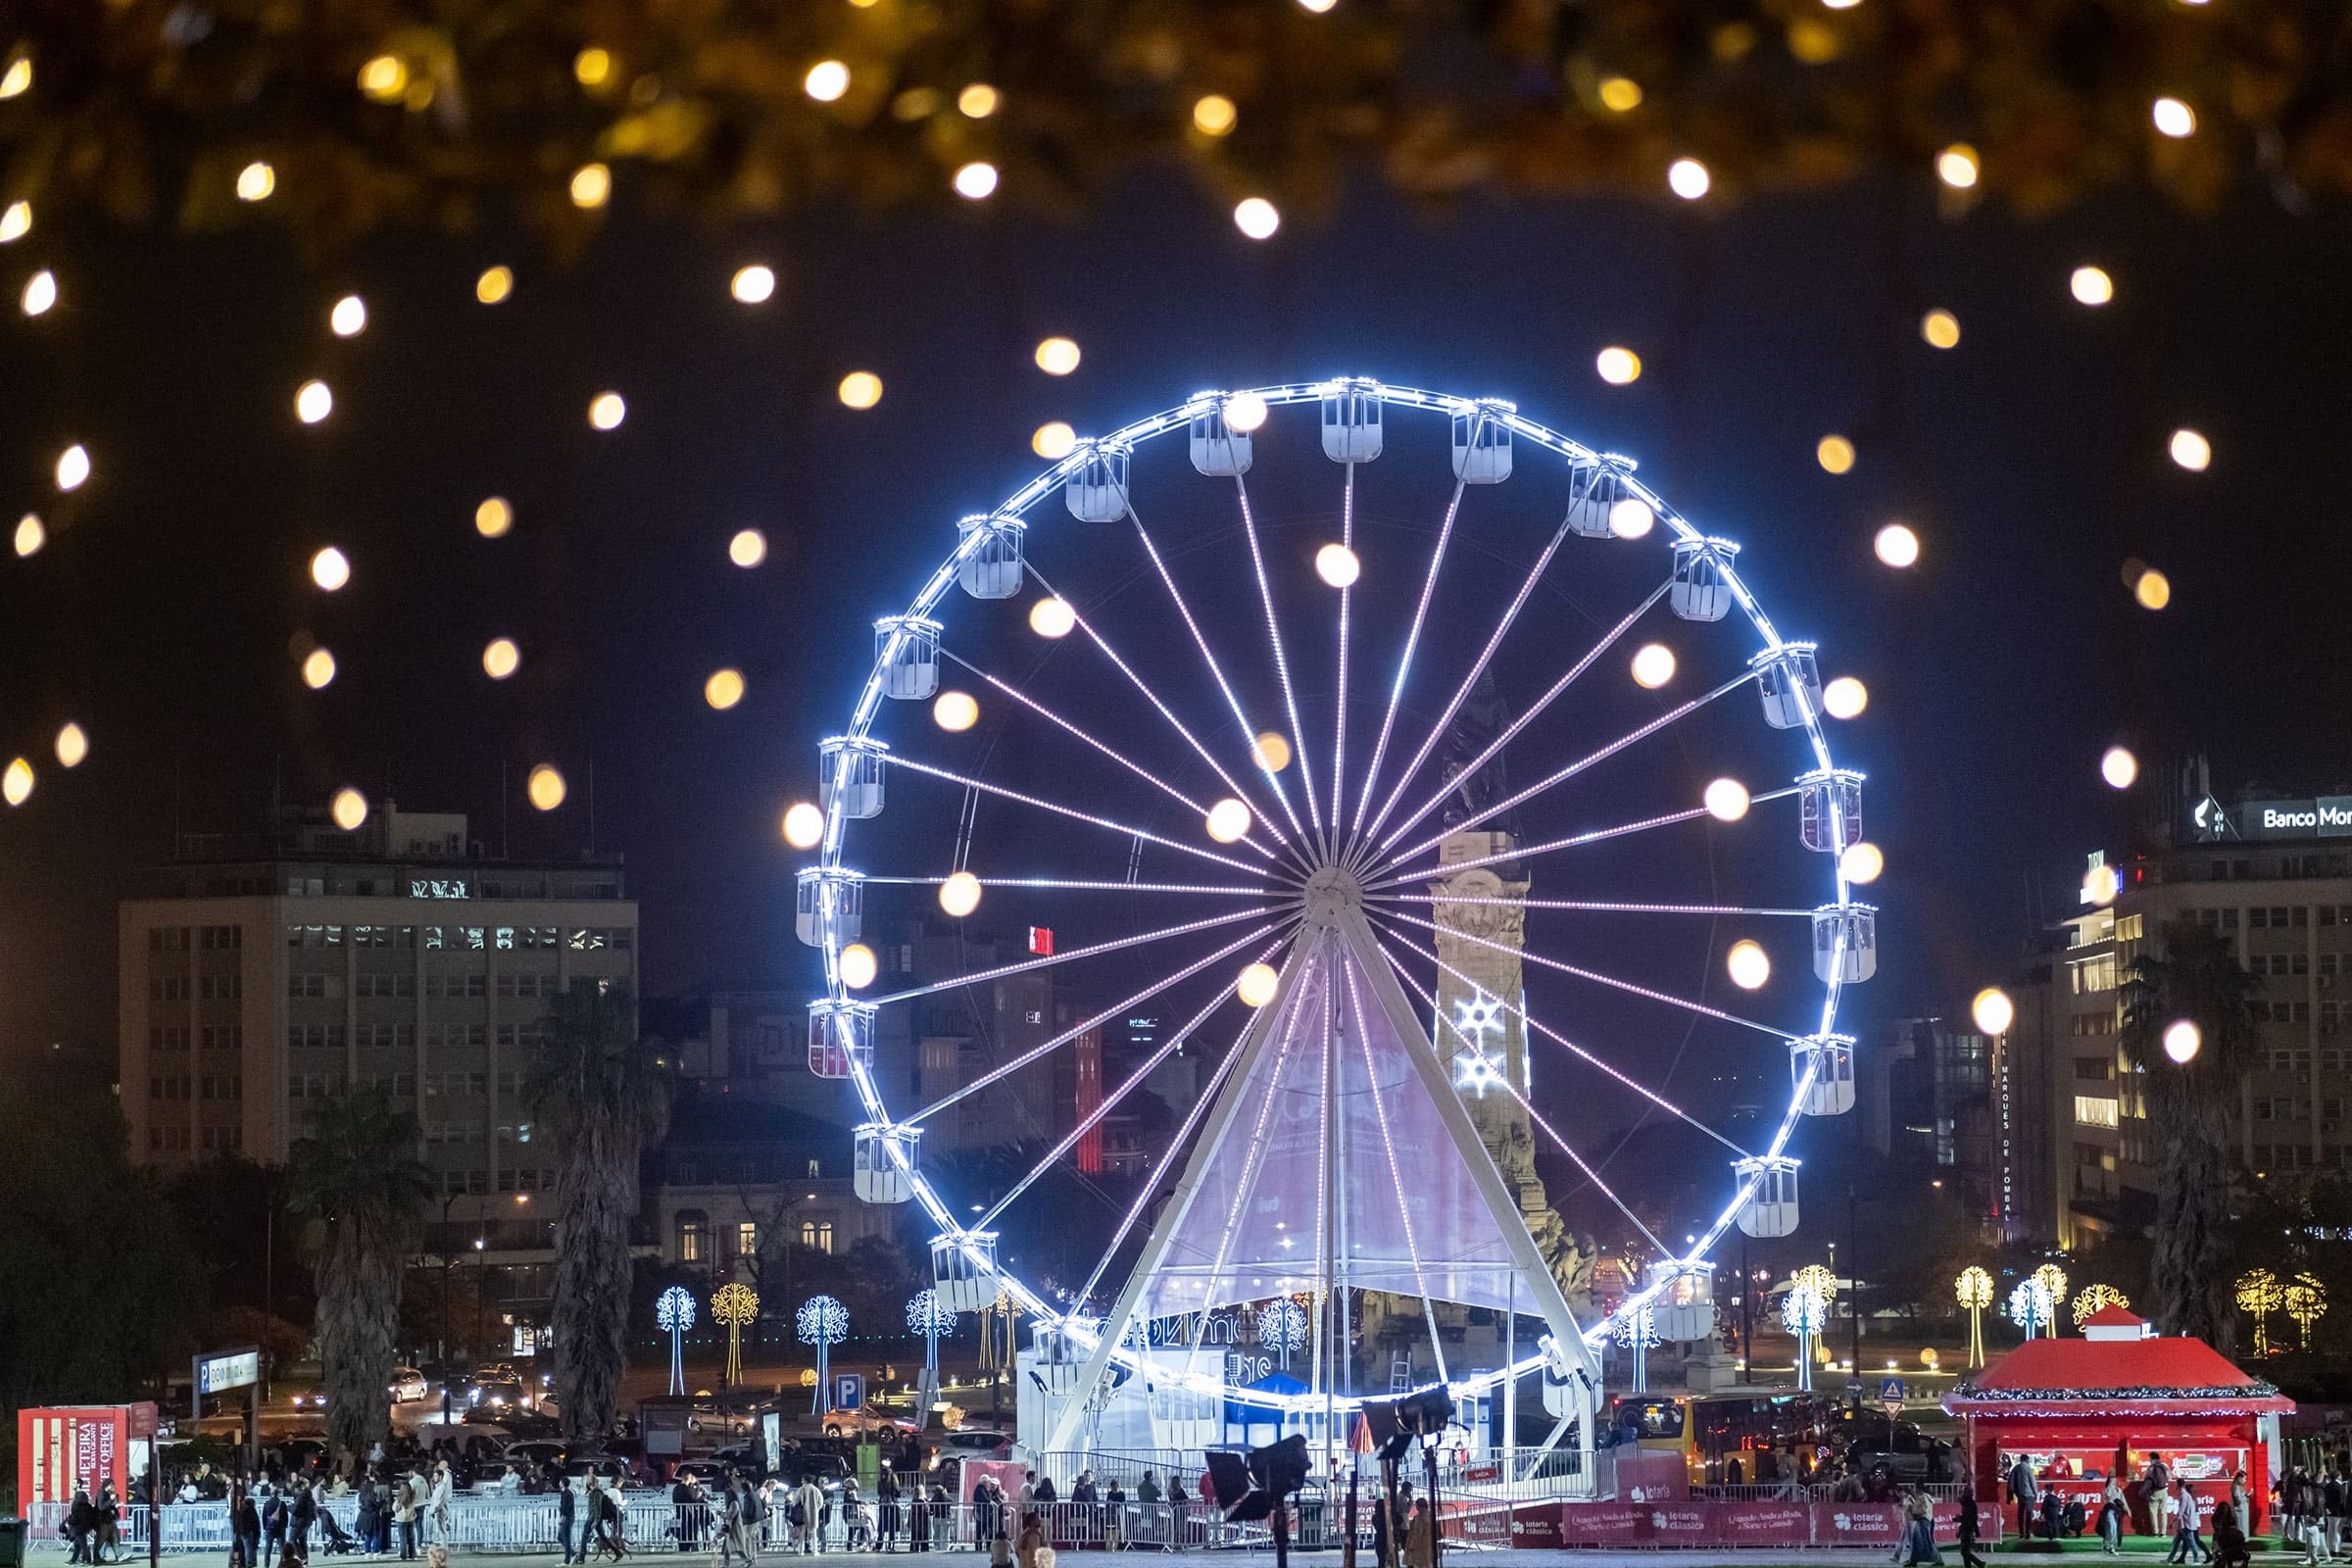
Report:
657,1286,697,1396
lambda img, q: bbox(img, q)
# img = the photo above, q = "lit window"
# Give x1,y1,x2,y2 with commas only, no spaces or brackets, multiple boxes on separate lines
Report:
677,1210,709,1263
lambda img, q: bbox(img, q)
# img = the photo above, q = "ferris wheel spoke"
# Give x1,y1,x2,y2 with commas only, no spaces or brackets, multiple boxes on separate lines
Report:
1121,505,1314,853
1374,892,1816,918
1027,564,1309,874
1069,1006,1255,1309
867,905,1284,1008
1377,937,1670,1255
971,937,1282,1233
1357,509,1583,848
1364,914,1757,1152
1328,461,1356,841
1369,786,1801,889
1233,474,1324,850
938,650,1284,864
1337,949,1449,1384
1379,666,1761,870
861,876,1273,896
905,919,1287,1124
1371,905,1798,1042
1348,454,1476,857
1369,580,1671,862
880,753,1271,877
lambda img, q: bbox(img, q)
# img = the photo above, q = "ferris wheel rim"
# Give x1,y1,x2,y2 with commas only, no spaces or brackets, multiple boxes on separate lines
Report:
808,377,1860,1417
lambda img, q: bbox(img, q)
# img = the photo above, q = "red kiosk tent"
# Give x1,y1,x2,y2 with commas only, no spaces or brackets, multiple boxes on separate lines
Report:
1944,1305,2293,1540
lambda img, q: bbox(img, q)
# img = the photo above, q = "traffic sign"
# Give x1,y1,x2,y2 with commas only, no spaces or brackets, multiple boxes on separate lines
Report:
832,1372,866,1411
1879,1376,1906,1414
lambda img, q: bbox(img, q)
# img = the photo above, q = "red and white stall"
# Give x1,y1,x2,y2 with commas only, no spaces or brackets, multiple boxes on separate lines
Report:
1945,1305,2292,1539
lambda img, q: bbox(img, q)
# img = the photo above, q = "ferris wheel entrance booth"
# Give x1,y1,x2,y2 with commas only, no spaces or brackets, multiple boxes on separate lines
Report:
1942,1306,2291,1540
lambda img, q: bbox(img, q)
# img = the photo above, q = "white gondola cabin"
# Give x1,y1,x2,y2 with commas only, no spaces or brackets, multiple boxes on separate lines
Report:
1188,401,1253,477
1563,461,1636,539
1812,905,1879,984
956,514,1027,600
1789,1033,1856,1116
1750,644,1824,730
1651,1261,1718,1343
1320,380,1384,463
1028,1319,1089,1396
807,999,876,1079
1449,401,1513,484
874,615,943,701
853,1122,920,1203
794,866,864,947
817,735,889,820
931,1231,1002,1313
1670,538,1740,622
1797,768,1866,853
1065,442,1131,522
1733,1154,1801,1238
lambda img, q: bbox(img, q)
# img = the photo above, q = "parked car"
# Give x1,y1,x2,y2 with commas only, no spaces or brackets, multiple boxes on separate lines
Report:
469,1404,559,1438
470,1376,535,1412
773,1450,851,1499
934,1429,1011,1460
822,1402,920,1440
1838,1411,1951,1482
502,1439,573,1472
388,1367,430,1403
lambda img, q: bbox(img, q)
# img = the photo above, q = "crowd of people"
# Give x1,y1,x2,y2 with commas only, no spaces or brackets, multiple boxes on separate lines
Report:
1999,1449,2274,1565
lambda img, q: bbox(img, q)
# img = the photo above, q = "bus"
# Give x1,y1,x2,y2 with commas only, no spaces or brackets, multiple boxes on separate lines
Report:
1607,1389,1840,1482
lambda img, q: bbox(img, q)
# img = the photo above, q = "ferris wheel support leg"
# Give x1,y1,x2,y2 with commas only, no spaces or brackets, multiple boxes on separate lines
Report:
1035,936,1324,1457
1330,906,1602,1395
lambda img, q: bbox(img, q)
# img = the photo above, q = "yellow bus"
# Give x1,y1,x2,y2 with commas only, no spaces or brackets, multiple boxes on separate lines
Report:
1608,1390,1838,1482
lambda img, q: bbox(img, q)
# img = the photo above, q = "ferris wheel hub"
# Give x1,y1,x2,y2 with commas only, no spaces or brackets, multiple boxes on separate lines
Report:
1298,862,1365,924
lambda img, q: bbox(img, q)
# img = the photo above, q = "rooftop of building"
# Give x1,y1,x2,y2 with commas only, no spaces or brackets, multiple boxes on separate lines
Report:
127,802,629,902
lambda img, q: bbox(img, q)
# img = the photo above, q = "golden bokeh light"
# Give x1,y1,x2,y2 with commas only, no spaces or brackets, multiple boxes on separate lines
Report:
2101,745,2138,789
330,788,368,830
54,722,86,769
475,497,514,538
730,265,776,304
838,942,878,989
838,371,884,409
1972,987,2016,1036
2071,266,2114,306
1315,543,1360,588
55,444,89,492
1595,346,1642,385
0,201,26,242
329,294,367,336
0,58,29,100
2152,97,2196,138
1222,392,1269,432
474,266,514,305
805,61,851,102
310,547,351,591
939,871,983,918
1608,498,1655,539
933,690,980,732
2084,863,2122,906
1032,421,1077,460
569,164,612,208
1921,308,1961,349
301,648,337,689
1237,962,1280,1007
526,764,567,810
953,162,1000,200
728,528,767,567
1840,842,1885,884
573,48,612,87
1205,799,1253,843
1598,76,1642,113
1028,597,1076,637
1233,197,1281,240
22,270,55,317
1193,95,1238,136
1704,778,1750,822
781,802,825,849
2169,428,2211,470
358,55,408,102
1874,522,1920,568
236,162,275,202
14,514,43,557
705,667,747,710
1035,337,1082,375
1817,434,1856,473
588,392,626,430
482,638,520,680
1727,939,1771,990
1252,732,1293,773
1668,158,1710,199
295,380,333,424
1822,675,1869,718
957,83,1000,118
2133,566,2173,611
1,758,31,808
1631,643,1677,689
1936,144,1980,188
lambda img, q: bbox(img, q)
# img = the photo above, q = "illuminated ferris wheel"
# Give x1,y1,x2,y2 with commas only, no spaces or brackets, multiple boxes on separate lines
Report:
793,378,1876,1467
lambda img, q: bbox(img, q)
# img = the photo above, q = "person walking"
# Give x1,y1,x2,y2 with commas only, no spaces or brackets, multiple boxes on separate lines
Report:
672,1472,703,1555
2006,1453,2038,1543
290,1481,318,1562
1902,1487,1941,1567
427,1462,453,1548
233,1484,263,1568
557,1473,579,1567
712,1479,744,1568
2326,1462,2348,1559
2098,1478,2129,1556
793,1477,824,1556
2169,1481,2209,1566
879,1468,901,1553
590,1476,630,1563
96,1481,122,1565
1955,1477,1984,1568
927,1484,952,1551
1014,1515,1042,1568
68,1484,97,1566
393,1469,420,1561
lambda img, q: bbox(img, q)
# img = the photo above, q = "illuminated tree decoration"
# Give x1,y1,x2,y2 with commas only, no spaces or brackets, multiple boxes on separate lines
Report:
2007,1278,2054,1339
1793,1262,1838,1301
1258,1298,1309,1369
2235,1268,2284,1355
2071,1283,2129,1328
2033,1263,2070,1330
1956,1265,1994,1366
796,1292,848,1414
906,1289,956,1336
656,1285,697,1396
1783,1284,1829,1393
711,1281,760,1386
1611,1303,1661,1393
2284,1273,2328,1350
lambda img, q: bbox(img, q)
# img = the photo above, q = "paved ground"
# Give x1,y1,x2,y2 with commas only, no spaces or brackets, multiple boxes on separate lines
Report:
21,1550,2333,1565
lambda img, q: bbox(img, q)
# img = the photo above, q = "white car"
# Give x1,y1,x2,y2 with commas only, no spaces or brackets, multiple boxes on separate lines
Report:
388,1368,429,1403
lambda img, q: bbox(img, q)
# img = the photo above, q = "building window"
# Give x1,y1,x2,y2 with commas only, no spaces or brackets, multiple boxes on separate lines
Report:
799,1220,834,1253
2074,1095,2120,1129
677,1210,709,1263
736,1222,758,1257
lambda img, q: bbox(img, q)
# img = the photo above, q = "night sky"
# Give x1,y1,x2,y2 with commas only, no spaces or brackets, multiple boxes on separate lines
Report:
9,168,2352,1096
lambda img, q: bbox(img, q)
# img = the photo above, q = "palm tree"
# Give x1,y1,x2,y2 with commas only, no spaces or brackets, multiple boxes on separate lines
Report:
287,1089,434,1472
2120,916,2258,1345
528,982,673,1446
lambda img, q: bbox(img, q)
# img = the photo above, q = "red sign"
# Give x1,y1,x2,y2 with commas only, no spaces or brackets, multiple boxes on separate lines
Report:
1719,1501,1812,1544
1507,1505,1566,1547
1646,1501,1714,1544
18,1407,130,1510
1612,1450,1689,1501
1028,927,1054,956
1556,1502,1646,1544
1812,1501,1905,1544
1461,1462,1500,1484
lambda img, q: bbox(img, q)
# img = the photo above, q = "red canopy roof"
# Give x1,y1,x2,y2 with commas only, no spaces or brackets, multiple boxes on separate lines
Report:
1943,1333,2294,1418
